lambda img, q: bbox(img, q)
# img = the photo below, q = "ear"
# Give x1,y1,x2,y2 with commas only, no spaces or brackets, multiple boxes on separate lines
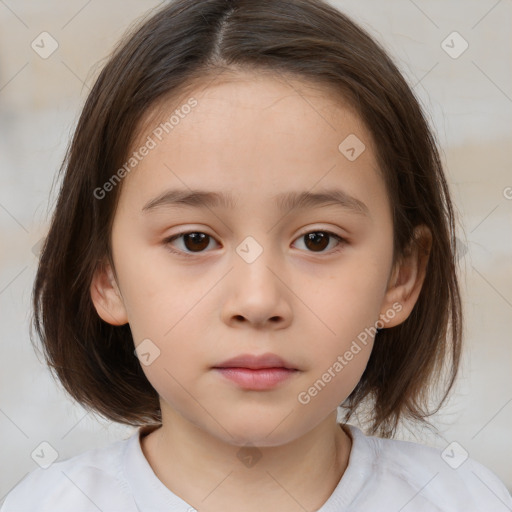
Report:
90,259,129,326
379,224,432,328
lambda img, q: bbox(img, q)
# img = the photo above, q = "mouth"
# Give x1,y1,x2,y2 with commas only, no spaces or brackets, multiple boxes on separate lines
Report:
212,352,297,371
212,353,299,390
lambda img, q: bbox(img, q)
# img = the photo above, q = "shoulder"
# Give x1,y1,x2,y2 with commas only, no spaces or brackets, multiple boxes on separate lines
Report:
1,433,139,512
344,424,512,511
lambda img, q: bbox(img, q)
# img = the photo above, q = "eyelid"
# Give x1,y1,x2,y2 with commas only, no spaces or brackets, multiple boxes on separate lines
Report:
295,224,347,239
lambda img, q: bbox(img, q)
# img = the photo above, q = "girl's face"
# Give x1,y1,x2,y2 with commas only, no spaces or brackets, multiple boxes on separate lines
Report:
91,71,426,446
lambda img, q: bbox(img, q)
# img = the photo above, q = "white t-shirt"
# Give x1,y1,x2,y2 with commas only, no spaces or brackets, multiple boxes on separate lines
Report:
1,423,511,511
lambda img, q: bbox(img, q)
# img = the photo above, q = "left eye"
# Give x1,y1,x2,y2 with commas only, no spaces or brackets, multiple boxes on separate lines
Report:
293,231,346,253
163,230,346,257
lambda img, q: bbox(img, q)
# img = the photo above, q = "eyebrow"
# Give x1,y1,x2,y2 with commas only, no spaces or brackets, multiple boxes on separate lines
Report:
141,188,370,217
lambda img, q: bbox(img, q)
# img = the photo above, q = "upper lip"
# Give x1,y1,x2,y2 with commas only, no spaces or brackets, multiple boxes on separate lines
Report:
213,353,297,370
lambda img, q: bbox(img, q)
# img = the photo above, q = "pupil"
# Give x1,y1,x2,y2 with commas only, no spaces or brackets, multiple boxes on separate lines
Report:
305,232,328,251
184,233,209,252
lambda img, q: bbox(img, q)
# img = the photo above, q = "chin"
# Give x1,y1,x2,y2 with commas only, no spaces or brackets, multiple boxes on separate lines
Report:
215,417,301,448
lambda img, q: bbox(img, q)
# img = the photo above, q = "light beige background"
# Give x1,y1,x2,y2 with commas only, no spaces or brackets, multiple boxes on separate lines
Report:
1,0,511,502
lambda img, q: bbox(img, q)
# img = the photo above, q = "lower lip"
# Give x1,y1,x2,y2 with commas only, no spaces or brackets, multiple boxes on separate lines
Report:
213,367,298,390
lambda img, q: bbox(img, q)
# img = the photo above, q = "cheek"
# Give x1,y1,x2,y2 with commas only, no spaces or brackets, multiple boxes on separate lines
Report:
300,248,391,394
114,239,213,335
313,259,390,345
131,314,209,411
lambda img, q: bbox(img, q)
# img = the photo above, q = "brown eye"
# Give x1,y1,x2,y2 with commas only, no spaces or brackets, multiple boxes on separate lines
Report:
164,229,346,258
294,231,346,254
304,232,329,251
164,232,217,256
181,233,210,252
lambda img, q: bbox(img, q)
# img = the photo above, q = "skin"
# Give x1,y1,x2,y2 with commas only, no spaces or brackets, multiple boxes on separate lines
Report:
90,70,431,512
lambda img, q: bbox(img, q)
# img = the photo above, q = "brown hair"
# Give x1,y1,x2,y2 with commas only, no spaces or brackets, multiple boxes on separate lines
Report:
32,0,462,438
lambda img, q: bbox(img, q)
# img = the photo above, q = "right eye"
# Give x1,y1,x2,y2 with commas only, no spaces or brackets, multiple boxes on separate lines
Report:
163,231,219,257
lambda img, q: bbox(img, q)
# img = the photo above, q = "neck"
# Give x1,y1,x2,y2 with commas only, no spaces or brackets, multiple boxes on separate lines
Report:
140,410,352,512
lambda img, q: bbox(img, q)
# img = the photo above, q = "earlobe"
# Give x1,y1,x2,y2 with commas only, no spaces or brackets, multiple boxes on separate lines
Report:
89,260,129,326
379,225,432,328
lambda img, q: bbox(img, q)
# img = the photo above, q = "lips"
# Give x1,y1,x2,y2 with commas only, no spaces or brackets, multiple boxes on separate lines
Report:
212,353,299,390
212,352,297,370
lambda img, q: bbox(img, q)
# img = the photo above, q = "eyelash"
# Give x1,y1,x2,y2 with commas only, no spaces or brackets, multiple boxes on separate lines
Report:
162,229,347,258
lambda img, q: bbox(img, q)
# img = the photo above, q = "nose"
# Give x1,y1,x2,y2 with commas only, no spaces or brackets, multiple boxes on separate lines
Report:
220,252,293,330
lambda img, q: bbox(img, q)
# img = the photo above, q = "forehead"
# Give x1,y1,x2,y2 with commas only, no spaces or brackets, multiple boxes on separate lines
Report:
118,70,386,217
140,68,361,132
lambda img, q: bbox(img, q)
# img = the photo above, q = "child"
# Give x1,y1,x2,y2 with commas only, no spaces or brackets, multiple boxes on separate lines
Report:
2,0,511,510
